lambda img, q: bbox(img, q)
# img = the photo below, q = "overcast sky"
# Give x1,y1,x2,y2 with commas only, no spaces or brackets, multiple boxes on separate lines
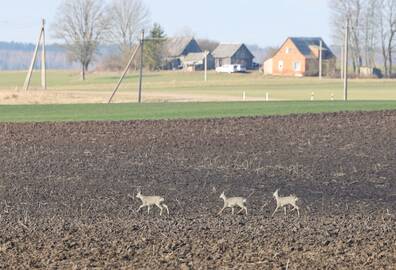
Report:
0,0,331,47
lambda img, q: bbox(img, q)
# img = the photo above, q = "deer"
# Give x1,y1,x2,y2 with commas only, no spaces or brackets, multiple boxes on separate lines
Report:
136,191,169,216
272,189,300,217
218,192,248,215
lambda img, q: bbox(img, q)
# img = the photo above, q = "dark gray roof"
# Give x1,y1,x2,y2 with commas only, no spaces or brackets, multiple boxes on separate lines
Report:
212,43,253,59
166,37,200,57
290,37,335,59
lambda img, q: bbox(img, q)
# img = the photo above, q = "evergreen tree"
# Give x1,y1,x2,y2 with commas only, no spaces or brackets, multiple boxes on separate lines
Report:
144,23,166,70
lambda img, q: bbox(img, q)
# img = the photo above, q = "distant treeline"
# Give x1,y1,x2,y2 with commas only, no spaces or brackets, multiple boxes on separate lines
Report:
0,41,268,71
0,42,64,52
0,42,74,70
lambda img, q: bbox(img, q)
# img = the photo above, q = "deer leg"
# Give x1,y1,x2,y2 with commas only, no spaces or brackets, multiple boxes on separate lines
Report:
156,204,163,216
137,205,144,213
244,206,248,215
147,205,151,214
162,203,169,215
272,206,279,217
232,207,235,215
295,205,300,217
284,206,287,216
218,206,226,215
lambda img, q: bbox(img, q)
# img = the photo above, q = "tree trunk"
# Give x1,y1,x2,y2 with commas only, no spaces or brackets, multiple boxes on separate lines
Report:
388,33,394,77
382,45,389,77
389,49,393,77
81,64,86,81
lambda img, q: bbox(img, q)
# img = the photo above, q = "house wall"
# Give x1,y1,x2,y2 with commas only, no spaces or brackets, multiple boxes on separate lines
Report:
164,58,182,70
263,58,273,75
206,55,215,70
231,46,254,69
183,55,215,71
215,58,231,68
272,39,307,77
305,58,319,76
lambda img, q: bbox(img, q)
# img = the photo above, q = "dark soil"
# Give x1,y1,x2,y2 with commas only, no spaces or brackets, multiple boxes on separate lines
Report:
0,111,395,269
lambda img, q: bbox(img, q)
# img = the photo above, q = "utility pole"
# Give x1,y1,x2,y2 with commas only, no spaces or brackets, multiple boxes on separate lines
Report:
108,44,141,103
138,30,144,103
24,19,46,91
41,19,47,90
340,46,344,80
319,39,323,80
344,20,349,101
204,50,208,82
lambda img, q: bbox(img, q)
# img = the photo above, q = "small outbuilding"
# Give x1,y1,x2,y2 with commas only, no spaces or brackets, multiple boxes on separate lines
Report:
212,43,254,69
181,52,215,71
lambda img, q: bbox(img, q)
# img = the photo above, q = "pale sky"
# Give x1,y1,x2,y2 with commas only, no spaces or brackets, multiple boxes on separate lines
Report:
0,0,331,47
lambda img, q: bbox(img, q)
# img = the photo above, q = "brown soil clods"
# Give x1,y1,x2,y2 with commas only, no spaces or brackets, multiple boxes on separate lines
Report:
0,111,395,269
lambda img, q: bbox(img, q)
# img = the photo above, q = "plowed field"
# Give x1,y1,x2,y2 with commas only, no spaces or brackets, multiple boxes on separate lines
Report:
1,111,395,269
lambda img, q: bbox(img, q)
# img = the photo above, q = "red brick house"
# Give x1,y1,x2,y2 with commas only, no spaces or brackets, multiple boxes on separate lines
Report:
264,37,336,77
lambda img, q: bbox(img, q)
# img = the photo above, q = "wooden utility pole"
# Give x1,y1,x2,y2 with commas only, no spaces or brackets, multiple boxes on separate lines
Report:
108,44,141,103
204,50,208,82
41,19,47,90
138,30,144,103
343,20,349,101
24,19,46,91
340,46,344,80
319,39,323,80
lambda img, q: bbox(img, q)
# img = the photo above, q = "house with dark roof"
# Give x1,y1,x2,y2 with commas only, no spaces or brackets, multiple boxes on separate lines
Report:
263,37,336,77
212,43,254,69
164,37,202,70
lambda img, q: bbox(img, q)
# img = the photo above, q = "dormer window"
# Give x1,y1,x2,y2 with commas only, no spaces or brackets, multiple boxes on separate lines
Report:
286,48,291,54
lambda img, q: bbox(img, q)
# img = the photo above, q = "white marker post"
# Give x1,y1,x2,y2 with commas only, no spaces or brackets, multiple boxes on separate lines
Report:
311,92,315,101
331,93,334,101
266,92,269,102
243,91,246,101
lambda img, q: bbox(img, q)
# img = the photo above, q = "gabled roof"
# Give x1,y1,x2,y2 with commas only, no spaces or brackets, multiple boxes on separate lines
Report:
289,37,335,59
212,43,253,59
166,37,201,57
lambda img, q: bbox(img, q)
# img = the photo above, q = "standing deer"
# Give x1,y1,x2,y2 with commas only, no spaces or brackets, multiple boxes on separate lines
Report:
136,191,169,216
272,189,300,217
218,192,248,215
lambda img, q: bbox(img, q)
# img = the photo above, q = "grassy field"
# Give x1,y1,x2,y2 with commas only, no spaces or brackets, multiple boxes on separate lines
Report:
1,70,396,104
1,101,396,123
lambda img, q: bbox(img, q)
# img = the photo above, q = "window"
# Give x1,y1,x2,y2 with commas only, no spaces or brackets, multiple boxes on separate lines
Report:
293,61,301,71
286,47,291,54
278,60,284,71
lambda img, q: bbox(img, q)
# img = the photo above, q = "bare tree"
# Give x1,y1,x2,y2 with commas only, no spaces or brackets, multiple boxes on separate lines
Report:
53,0,109,80
329,0,365,74
109,0,150,54
197,39,220,52
378,0,396,77
362,0,380,68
